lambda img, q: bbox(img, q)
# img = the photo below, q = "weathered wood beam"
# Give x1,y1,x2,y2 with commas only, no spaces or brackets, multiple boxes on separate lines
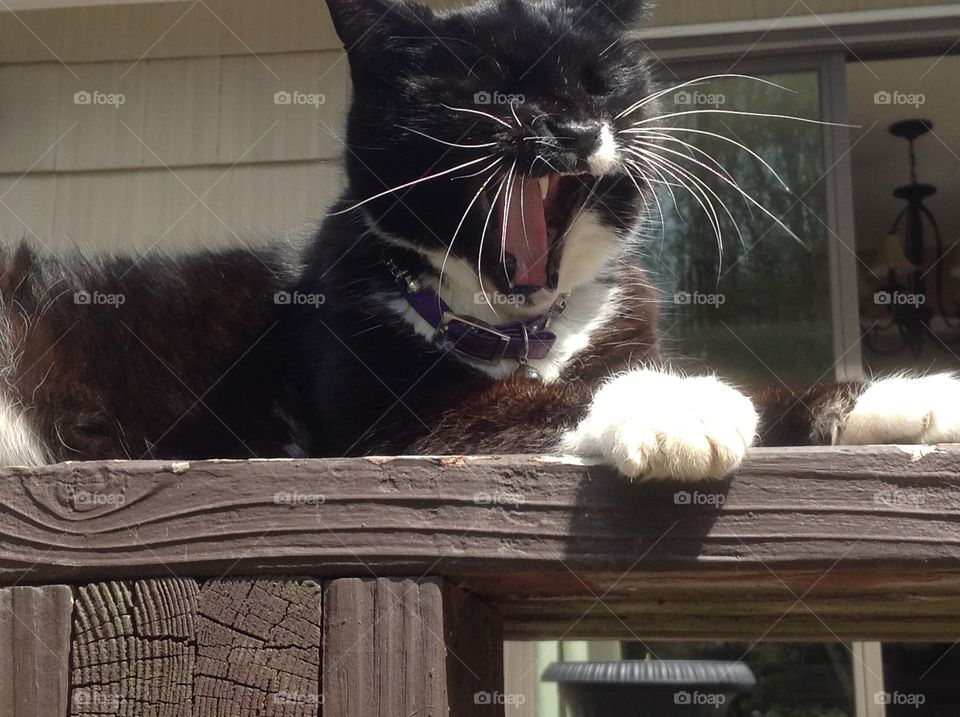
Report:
1,447,959,640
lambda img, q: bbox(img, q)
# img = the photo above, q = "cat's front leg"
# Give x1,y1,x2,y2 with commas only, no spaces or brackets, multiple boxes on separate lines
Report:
562,369,758,480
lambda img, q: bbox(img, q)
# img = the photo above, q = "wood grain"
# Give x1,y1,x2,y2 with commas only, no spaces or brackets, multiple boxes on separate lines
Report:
2,448,960,640
323,578,504,717
68,577,323,716
71,579,197,716
0,585,73,717
194,578,322,716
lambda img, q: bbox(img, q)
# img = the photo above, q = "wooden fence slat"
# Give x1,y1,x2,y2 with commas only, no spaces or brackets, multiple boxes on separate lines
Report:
443,580,507,717
0,585,73,717
71,579,197,716
323,578,504,717
194,578,323,716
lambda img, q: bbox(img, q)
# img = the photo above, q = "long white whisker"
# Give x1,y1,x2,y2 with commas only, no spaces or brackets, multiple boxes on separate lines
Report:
398,125,497,149
330,155,493,215
626,108,853,129
631,145,745,254
625,147,726,265
477,175,508,318
499,161,517,267
621,159,668,250
438,164,502,311
625,125,790,190
616,73,795,120
453,156,503,181
631,131,735,184
441,103,512,128
634,130,755,225
558,176,602,245
519,172,529,253
626,139,804,246
536,154,562,175
509,101,523,129
624,151,682,216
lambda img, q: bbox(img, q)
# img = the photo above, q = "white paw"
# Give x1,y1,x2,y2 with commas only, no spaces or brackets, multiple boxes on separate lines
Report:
563,370,758,481
840,373,960,445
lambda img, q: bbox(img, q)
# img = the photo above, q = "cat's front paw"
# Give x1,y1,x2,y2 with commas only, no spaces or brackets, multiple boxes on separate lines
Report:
840,373,960,445
563,370,758,481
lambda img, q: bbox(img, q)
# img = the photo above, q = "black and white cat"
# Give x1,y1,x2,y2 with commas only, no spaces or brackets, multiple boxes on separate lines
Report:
1,0,958,475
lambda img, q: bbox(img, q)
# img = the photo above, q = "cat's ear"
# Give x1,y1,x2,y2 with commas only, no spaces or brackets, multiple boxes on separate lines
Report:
325,0,433,56
568,0,648,26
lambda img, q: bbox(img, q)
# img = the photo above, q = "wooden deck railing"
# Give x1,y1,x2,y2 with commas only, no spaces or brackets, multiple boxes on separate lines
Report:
2,446,959,715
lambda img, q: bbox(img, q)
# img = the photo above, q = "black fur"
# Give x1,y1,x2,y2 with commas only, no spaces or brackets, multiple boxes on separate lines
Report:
2,0,661,461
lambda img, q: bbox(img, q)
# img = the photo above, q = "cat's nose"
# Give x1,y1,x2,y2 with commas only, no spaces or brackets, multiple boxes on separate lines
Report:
549,119,603,158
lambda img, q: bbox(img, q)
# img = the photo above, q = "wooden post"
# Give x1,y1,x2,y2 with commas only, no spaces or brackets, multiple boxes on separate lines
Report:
0,585,73,717
323,577,505,717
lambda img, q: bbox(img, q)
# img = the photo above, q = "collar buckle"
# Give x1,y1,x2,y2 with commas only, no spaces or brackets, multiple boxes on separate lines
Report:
438,313,512,363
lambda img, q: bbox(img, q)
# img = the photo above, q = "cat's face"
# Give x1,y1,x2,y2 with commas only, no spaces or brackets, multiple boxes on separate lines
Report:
328,0,653,314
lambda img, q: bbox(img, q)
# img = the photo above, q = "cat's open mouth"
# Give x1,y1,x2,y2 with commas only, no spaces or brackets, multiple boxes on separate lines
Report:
490,173,591,291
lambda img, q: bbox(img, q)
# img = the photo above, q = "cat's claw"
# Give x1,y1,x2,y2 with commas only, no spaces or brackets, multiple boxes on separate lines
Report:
563,370,758,481
840,373,960,445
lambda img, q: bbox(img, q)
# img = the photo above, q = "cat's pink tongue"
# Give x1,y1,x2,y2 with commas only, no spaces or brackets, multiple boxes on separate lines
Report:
498,178,549,288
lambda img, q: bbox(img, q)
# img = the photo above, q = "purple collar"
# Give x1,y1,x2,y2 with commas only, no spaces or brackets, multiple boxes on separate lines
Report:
387,260,565,364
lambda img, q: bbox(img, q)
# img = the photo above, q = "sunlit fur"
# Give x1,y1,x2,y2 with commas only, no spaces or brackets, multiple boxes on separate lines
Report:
1,0,957,476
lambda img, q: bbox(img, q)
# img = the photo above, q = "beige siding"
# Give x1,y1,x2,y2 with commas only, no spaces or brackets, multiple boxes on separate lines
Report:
0,0,341,65
141,56,223,167
0,63,63,174
57,61,149,171
1,42,348,253
0,175,56,244
218,51,348,164
649,0,957,26
43,162,341,254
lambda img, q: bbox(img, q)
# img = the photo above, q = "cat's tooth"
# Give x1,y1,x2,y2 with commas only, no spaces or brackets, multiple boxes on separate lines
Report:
538,176,549,200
